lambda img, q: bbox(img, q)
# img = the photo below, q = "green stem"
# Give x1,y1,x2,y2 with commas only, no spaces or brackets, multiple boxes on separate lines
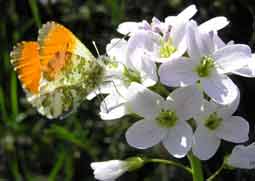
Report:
49,150,66,181
146,158,192,174
28,0,41,28
10,71,18,119
0,87,9,122
188,153,204,181
206,163,224,181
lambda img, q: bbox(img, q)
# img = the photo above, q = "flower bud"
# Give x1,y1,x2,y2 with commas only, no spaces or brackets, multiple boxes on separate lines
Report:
90,157,144,180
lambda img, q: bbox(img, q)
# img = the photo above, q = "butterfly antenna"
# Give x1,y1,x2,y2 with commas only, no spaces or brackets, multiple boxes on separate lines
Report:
92,41,101,57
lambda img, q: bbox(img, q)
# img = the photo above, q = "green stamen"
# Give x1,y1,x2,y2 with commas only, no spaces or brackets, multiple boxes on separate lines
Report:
195,56,215,77
204,112,222,130
156,109,178,128
159,38,176,58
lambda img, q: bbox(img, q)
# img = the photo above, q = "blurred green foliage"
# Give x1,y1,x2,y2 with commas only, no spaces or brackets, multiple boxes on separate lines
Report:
0,0,255,180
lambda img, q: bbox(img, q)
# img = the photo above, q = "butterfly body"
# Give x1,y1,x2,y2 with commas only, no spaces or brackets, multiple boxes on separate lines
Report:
10,22,105,119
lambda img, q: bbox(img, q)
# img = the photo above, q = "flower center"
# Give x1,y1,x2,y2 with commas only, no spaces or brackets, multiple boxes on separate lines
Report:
156,109,178,128
204,112,222,130
123,67,142,85
159,38,176,58
195,56,215,77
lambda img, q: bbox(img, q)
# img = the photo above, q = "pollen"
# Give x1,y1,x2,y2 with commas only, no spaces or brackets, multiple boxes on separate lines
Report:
195,56,215,77
159,38,177,58
156,109,178,128
204,112,222,130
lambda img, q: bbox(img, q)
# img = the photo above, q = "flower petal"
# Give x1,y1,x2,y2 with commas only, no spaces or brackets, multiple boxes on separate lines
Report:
91,160,127,181
127,83,164,118
216,116,249,143
127,31,160,66
100,90,127,120
198,17,229,33
162,121,193,158
201,73,239,105
139,55,158,87
233,66,255,78
218,89,240,117
192,126,221,160
213,44,252,74
170,86,203,120
228,143,255,169
125,119,166,149
159,57,198,87
106,38,128,64
117,22,141,35
176,4,197,22
233,54,255,77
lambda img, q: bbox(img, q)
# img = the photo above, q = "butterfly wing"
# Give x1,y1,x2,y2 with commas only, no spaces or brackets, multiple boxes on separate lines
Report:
10,41,41,94
38,21,95,68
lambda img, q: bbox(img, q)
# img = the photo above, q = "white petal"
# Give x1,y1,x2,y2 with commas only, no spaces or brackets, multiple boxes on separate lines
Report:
106,38,128,64
186,21,202,59
171,21,186,50
186,21,213,59
162,121,193,158
139,54,158,87
117,22,141,35
127,31,160,66
233,54,255,77
216,116,249,143
100,88,128,120
91,160,127,180
125,119,166,149
192,126,221,160
201,73,239,105
170,86,203,120
164,16,178,26
127,83,164,118
212,32,227,50
159,57,198,87
213,44,252,74
198,17,229,33
218,89,240,117
233,66,255,78
228,143,255,169
176,4,197,22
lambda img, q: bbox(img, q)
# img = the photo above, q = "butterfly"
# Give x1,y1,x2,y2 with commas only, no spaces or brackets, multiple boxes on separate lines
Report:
10,22,105,119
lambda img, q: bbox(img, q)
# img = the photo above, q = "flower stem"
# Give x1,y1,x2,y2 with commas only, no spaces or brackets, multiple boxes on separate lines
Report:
206,162,224,181
188,153,204,181
145,158,192,174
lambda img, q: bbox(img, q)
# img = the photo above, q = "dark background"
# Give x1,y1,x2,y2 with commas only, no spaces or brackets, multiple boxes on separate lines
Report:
0,0,255,180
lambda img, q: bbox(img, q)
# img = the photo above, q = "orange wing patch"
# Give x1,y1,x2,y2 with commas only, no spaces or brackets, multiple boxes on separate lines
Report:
38,22,77,74
10,42,41,94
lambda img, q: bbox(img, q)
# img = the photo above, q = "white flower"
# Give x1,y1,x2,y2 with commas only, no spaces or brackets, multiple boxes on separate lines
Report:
228,143,255,169
91,157,144,181
124,5,197,63
159,20,252,105
125,9,229,64
92,38,157,120
125,83,203,158
192,93,249,160
91,160,128,181
117,4,197,36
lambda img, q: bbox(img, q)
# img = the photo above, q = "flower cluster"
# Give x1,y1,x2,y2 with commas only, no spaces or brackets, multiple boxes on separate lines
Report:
90,4,255,180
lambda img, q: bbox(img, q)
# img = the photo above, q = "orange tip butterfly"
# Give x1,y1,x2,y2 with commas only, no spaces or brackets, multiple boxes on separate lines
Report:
10,22,105,119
